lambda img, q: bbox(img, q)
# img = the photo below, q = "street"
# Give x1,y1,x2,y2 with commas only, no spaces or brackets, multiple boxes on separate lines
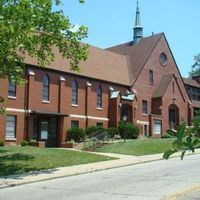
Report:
1,154,200,200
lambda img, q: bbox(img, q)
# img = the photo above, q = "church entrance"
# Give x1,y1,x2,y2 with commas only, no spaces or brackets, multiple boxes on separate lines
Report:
120,104,133,122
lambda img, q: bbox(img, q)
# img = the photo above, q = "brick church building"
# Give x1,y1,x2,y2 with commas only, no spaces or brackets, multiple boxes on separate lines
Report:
0,1,199,146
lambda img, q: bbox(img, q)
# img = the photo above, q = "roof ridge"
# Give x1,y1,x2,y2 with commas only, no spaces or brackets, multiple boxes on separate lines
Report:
106,32,163,50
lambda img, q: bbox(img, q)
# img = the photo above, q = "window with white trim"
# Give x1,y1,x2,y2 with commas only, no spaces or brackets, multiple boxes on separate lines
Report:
6,115,16,139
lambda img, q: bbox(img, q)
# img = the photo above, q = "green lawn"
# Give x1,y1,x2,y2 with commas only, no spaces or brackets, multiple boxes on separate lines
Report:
0,146,115,176
95,138,175,156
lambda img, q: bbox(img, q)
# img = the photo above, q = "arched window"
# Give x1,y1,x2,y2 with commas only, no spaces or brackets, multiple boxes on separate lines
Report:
42,75,49,101
72,80,78,105
96,85,102,108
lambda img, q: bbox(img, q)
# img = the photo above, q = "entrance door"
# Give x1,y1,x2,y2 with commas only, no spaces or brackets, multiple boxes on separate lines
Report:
169,104,179,129
39,117,58,147
169,109,176,129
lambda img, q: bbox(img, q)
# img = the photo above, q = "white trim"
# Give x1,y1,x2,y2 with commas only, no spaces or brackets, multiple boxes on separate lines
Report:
6,108,25,113
60,76,66,81
5,138,17,141
6,108,31,113
71,104,78,107
137,120,149,125
28,70,35,76
86,81,92,87
87,116,109,121
42,100,50,104
68,114,109,121
109,86,114,91
69,114,86,119
8,96,17,100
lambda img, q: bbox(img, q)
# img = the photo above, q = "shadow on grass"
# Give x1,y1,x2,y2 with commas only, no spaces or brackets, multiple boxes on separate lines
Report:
0,153,35,177
0,153,58,178
0,149,9,154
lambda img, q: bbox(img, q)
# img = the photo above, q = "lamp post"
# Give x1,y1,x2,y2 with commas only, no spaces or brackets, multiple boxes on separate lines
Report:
122,115,128,142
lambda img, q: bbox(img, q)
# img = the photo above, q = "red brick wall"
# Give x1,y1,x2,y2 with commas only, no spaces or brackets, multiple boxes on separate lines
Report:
0,77,25,145
132,35,190,135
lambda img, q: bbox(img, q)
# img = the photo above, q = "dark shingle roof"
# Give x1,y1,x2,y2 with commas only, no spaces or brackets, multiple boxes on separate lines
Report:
107,33,163,84
183,78,200,88
24,44,131,86
152,74,174,98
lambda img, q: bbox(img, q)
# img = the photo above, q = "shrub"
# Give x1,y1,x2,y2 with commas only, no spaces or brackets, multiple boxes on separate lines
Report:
161,133,173,139
21,140,29,146
193,115,200,137
118,121,139,139
106,127,119,139
0,139,4,146
96,132,111,141
67,127,86,142
28,139,37,146
167,129,176,137
85,126,105,136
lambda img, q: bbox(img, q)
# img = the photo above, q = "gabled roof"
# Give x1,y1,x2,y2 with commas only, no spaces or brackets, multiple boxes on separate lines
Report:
152,74,186,102
24,44,131,86
152,74,174,98
107,33,163,84
183,78,200,88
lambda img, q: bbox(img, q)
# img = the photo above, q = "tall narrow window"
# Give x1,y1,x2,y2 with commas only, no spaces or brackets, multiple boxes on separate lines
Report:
42,75,49,101
8,81,16,97
72,80,78,105
149,70,153,85
96,85,102,108
142,100,148,114
6,115,16,139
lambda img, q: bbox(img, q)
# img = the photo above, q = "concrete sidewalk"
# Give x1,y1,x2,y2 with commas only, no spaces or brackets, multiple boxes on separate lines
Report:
0,149,199,189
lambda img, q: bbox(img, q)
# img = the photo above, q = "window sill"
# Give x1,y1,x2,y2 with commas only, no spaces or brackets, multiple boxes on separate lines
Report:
97,107,103,110
142,114,148,116
71,104,78,107
5,138,16,141
42,100,50,104
8,96,17,100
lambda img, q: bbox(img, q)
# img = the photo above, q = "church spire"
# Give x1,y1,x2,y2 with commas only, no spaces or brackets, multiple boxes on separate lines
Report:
133,0,143,44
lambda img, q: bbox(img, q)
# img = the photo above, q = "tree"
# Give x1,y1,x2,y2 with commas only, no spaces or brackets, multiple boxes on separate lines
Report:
190,53,200,77
163,119,200,160
0,0,88,84
0,0,88,113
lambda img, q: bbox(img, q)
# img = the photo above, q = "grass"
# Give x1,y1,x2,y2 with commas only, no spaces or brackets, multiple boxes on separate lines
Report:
0,146,115,176
95,138,175,156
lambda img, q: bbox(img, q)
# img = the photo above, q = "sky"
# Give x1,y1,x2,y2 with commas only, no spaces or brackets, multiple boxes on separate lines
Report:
60,0,200,77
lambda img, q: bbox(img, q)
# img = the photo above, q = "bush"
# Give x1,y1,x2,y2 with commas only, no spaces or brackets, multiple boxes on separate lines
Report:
167,129,176,137
67,127,86,142
106,127,119,139
193,115,200,137
28,139,37,146
96,132,111,141
161,133,173,139
118,121,139,139
21,140,29,146
0,139,4,146
85,126,105,136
